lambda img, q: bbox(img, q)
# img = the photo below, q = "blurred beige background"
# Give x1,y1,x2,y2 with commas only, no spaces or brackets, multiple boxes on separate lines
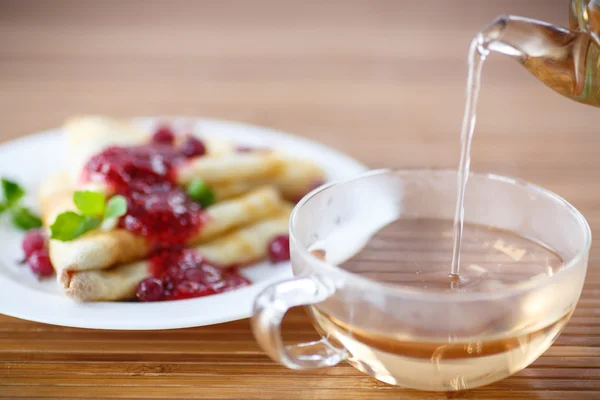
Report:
0,1,596,187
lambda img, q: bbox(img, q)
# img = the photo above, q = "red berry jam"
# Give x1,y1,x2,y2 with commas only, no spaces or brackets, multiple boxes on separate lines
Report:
83,126,253,302
267,234,290,263
148,248,250,301
136,278,164,302
181,136,207,158
84,141,206,247
151,126,175,145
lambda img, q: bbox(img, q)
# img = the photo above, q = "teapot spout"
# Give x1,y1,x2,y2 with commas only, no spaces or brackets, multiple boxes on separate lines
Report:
478,15,599,106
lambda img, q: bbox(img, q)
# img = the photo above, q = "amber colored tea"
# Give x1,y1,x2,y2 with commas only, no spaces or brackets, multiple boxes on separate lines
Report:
307,218,571,390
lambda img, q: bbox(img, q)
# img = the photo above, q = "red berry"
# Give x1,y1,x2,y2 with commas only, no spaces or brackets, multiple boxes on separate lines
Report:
162,275,176,296
181,136,206,158
267,235,290,263
22,229,46,259
152,126,175,145
28,249,54,277
178,281,210,295
183,265,222,283
167,281,214,300
136,278,164,302
183,267,204,283
219,271,251,291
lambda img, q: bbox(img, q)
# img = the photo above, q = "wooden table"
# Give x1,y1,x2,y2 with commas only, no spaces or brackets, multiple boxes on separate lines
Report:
1,0,598,398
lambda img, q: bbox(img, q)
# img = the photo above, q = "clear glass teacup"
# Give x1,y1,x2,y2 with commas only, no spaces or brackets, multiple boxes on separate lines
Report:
251,169,590,391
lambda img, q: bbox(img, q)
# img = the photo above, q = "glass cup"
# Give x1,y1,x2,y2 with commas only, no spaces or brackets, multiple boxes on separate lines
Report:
251,169,591,391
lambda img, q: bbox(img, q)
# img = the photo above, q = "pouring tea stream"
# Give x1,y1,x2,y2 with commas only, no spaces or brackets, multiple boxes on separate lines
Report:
452,2,600,277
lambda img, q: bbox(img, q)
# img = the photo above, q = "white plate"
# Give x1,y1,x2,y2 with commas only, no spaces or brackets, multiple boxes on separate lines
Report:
0,118,366,330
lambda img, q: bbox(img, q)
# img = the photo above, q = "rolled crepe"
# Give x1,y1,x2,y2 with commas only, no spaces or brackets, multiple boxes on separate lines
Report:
61,209,291,301
47,186,284,278
175,152,283,186
213,157,325,201
273,157,325,200
197,208,291,267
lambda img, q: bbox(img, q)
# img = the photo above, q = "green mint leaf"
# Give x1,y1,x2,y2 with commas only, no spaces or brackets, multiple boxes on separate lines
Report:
0,202,7,215
50,212,84,241
73,216,102,238
10,206,42,230
104,195,127,219
50,211,100,241
73,190,106,217
186,179,215,208
1,178,25,206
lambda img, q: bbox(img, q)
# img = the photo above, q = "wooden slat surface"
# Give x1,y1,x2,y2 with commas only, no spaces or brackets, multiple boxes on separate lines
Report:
1,0,599,398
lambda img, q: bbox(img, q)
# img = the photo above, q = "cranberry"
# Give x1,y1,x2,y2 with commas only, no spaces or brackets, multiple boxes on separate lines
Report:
183,267,204,283
267,235,290,263
199,264,224,283
169,281,214,300
210,276,249,293
22,229,46,259
220,271,251,291
181,136,206,158
151,126,175,145
136,278,164,302
162,275,176,296
165,265,186,282
28,249,54,277
181,263,223,284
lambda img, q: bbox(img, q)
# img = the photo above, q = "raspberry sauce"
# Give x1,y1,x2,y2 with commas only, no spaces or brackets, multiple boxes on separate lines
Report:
83,130,251,302
84,143,205,247
148,248,250,301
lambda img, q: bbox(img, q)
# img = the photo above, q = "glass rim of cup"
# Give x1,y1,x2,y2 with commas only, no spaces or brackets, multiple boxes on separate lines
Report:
290,168,592,302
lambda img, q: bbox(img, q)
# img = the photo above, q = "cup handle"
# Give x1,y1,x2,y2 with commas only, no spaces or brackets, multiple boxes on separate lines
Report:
251,276,347,370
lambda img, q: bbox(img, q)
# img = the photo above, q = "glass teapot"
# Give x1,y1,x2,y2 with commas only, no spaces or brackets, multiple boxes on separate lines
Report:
484,0,600,106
